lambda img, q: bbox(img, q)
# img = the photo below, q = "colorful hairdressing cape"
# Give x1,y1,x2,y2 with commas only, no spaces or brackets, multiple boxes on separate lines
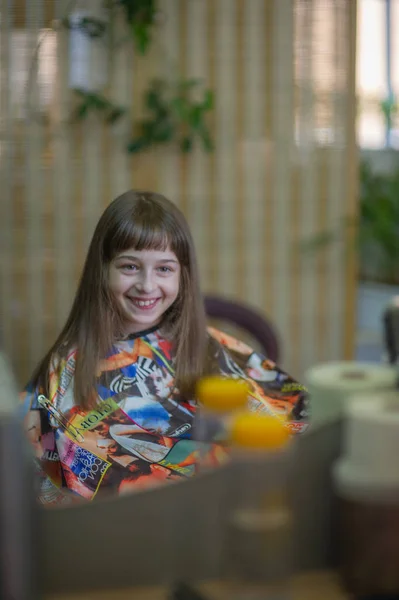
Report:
21,327,308,504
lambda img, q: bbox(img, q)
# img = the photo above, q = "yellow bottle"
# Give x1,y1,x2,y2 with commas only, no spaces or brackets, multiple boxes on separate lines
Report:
227,413,293,600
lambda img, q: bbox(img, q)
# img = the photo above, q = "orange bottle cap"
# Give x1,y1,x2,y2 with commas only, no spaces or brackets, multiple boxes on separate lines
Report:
196,376,249,412
230,412,290,450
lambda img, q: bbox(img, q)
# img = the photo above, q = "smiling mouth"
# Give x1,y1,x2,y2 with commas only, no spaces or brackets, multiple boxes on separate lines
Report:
128,298,161,310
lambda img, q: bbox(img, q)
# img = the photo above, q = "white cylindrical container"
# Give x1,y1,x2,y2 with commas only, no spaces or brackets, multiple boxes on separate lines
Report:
333,389,399,597
305,361,397,429
338,391,399,489
68,6,109,92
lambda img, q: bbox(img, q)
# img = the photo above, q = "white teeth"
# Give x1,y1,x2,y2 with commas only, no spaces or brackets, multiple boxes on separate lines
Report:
132,299,157,307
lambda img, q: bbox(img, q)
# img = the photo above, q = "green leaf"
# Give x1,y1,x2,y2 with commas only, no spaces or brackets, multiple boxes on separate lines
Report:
151,119,175,143
91,95,109,110
201,90,214,111
127,137,150,153
132,22,150,55
188,105,203,130
170,97,189,121
74,102,89,121
380,96,398,121
106,107,126,124
145,88,166,113
300,230,341,253
180,136,193,153
200,129,214,152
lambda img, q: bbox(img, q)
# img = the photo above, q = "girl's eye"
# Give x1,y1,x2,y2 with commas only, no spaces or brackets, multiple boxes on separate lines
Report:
121,264,138,271
158,266,172,273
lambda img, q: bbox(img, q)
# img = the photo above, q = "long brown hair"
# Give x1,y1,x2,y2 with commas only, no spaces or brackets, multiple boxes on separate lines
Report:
31,190,208,409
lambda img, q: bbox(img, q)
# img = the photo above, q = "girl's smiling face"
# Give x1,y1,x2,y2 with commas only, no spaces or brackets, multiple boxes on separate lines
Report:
108,246,180,335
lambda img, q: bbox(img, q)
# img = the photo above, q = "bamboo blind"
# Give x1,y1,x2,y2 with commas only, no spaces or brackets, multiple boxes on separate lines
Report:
0,0,358,385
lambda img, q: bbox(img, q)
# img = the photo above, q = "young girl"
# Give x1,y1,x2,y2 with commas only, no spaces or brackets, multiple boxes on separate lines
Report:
21,190,308,505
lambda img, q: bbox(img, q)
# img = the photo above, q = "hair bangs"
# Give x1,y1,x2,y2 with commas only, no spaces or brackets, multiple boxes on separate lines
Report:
107,213,173,260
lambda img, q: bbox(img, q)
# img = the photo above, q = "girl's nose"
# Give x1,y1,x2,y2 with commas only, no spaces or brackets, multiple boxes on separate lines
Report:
136,270,155,294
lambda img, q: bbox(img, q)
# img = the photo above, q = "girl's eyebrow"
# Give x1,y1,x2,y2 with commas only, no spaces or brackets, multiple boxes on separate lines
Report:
158,259,179,264
115,255,140,261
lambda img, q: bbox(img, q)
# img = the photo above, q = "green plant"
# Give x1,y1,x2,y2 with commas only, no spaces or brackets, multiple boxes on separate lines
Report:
380,96,398,139
302,159,399,285
127,78,214,154
62,0,157,55
357,159,399,284
117,0,157,55
57,1,215,156
71,89,126,123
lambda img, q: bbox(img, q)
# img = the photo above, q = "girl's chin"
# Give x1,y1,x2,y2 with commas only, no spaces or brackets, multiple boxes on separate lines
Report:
123,314,161,333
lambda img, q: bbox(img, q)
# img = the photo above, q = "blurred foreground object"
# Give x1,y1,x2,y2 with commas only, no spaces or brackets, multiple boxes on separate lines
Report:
0,352,37,599
38,411,343,596
333,390,399,598
383,296,399,365
305,361,397,428
226,413,293,599
194,376,249,468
